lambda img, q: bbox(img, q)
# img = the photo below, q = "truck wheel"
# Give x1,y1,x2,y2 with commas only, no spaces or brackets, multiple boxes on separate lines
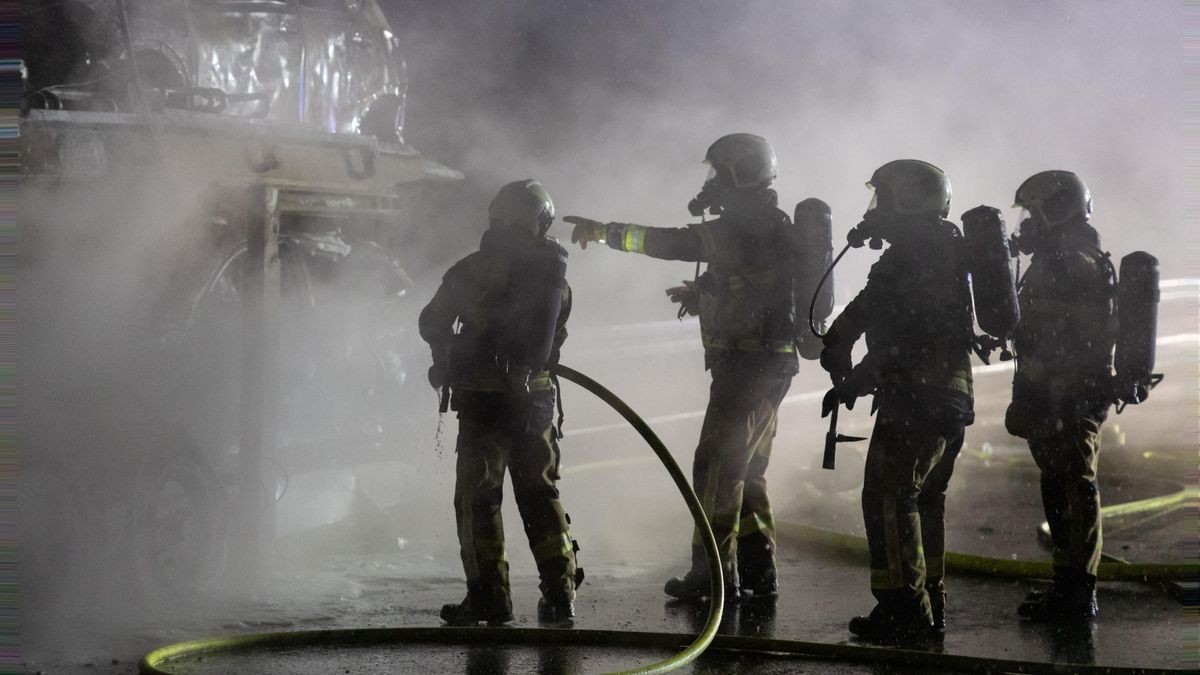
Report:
131,442,228,597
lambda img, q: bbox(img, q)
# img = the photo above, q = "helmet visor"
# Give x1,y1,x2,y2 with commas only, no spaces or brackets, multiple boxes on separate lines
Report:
865,187,878,214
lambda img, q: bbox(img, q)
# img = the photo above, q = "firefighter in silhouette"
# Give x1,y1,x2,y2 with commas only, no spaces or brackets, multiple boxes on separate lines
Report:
566,133,802,602
420,180,581,626
819,160,974,644
1005,171,1114,622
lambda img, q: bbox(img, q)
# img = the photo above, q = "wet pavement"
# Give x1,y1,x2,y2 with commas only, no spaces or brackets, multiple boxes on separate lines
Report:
26,510,1193,674
20,287,1197,673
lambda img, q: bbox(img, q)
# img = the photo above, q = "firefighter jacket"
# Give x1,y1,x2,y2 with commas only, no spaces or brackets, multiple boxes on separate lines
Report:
603,189,801,375
826,217,975,417
419,228,571,396
1012,222,1115,417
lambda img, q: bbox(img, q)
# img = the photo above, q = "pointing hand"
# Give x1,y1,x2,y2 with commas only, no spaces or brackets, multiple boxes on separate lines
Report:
564,216,607,250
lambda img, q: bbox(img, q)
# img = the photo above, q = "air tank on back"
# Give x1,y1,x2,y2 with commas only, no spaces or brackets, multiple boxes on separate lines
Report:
961,205,1020,341
794,198,834,359
1114,251,1160,403
501,240,568,391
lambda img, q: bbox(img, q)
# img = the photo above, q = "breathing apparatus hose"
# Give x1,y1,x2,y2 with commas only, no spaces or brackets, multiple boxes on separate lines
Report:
139,364,1194,675
808,241,853,338
141,363,724,675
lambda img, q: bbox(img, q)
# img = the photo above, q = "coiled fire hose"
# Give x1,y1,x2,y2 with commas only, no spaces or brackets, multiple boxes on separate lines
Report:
140,364,1193,675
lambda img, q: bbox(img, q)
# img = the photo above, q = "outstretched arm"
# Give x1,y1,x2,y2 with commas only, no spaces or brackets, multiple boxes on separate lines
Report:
564,215,706,262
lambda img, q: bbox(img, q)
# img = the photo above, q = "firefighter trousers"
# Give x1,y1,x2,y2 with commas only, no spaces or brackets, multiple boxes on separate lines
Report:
1027,415,1103,577
861,400,964,623
689,363,791,585
453,391,578,603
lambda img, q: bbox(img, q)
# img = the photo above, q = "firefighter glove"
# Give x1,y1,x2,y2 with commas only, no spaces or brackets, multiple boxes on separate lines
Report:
820,344,852,384
820,387,839,418
564,216,607,250
666,280,700,317
835,361,878,410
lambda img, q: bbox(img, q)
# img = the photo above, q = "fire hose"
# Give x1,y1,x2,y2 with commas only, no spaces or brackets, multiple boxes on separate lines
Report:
140,364,1192,674
142,364,723,675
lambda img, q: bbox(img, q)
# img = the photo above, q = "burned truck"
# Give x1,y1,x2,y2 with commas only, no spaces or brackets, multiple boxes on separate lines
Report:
20,0,457,607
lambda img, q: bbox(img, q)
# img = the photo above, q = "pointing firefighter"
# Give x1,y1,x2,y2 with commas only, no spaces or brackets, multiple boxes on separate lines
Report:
420,180,582,627
566,133,820,602
1005,171,1115,622
819,160,975,644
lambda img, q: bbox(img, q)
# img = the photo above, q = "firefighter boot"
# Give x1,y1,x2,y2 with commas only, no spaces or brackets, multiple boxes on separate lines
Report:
537,596,575,626
440,583,514,627
536,568,578,627
848,593,934,646
664,546,740,603
535,539,582,627
737,532,778,600
1018,570,1098,622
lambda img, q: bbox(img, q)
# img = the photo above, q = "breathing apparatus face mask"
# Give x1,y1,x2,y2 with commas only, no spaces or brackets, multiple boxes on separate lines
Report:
688,166,727,217
537,209,554,238
846,186,889,249
1010,207,1041,255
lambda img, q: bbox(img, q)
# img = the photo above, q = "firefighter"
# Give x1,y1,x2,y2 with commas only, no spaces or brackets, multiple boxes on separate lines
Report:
419,180,581,627
565,133,800,602
1005,170,1114,622
819,160,974,643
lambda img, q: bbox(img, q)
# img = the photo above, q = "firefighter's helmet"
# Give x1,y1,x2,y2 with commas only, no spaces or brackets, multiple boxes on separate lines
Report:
1014,170,1091,227
704,133,778,189
866,159,952,218
489,180,555,236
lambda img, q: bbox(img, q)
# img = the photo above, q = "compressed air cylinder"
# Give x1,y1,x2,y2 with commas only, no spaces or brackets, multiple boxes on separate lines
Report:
1115,251,1159,386
961,205,1020,339
795,198,834,321
502,241,568,372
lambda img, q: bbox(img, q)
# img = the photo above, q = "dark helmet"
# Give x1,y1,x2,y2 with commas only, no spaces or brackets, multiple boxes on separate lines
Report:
1014,170,1091,227
866,159,952,218
704,133,778,189
488,179,555,236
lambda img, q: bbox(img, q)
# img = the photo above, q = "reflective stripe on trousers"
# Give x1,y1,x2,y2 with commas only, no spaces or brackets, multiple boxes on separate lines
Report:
689,364,790,579
454,398,578,599
861,401,964,619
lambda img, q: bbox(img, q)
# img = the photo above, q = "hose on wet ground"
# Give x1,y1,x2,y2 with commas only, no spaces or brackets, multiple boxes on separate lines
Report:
140,364,1194,674
140,625,1188,675
776,486,1197,582
142,363,725,675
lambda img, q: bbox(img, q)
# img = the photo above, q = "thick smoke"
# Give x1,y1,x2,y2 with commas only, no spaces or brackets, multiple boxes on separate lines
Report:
19,0,1188,667
393,0,1184,324
386,0,1187,572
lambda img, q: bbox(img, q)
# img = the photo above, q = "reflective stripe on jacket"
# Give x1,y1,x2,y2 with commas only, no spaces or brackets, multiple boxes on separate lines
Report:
604,190,801,374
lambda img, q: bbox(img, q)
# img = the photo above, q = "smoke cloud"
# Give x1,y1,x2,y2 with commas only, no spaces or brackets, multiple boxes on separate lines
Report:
19,1,1188,668
392,0,1184,324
